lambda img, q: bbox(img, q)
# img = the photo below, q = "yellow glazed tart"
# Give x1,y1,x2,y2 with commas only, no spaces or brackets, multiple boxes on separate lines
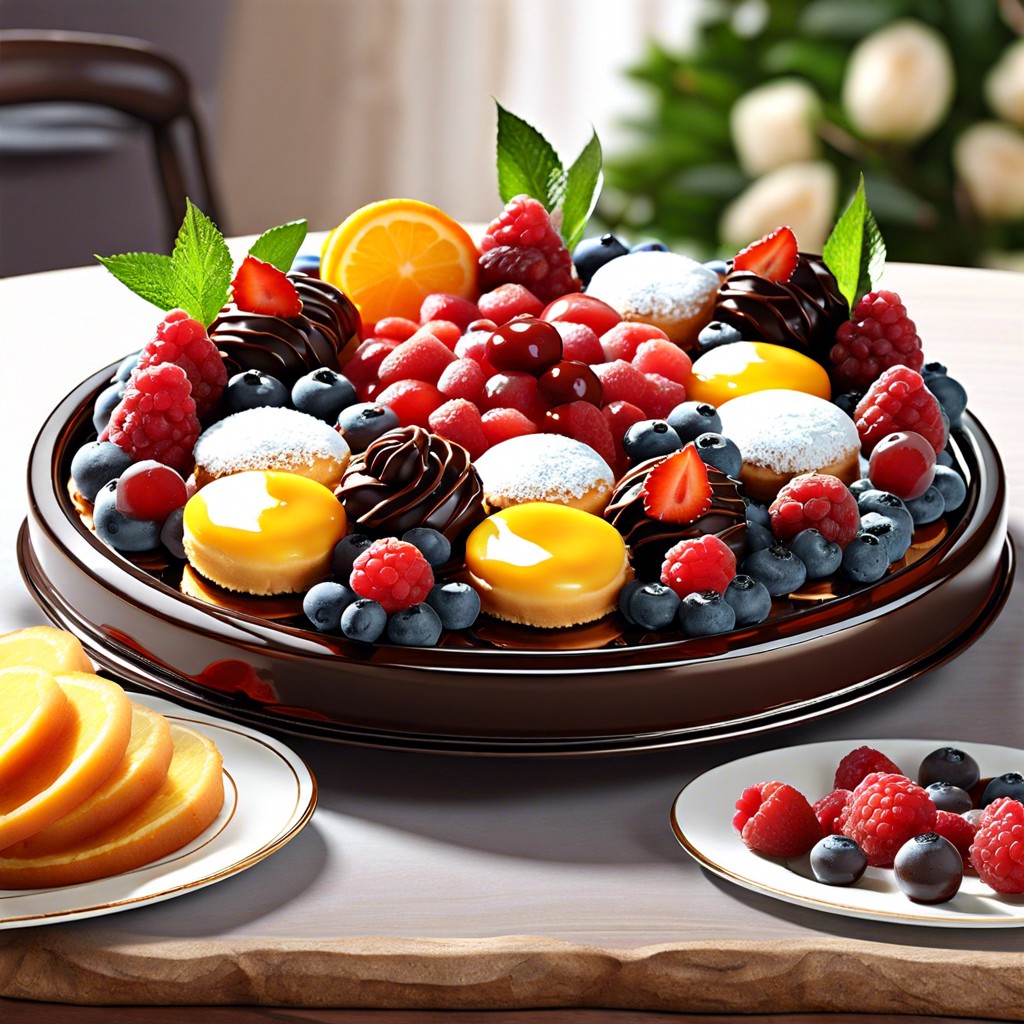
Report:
687,340,831,406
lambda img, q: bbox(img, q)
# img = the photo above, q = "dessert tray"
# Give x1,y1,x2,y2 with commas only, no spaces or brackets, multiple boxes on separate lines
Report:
671,738,1024,928
0,693,316,929
19,361,1013,756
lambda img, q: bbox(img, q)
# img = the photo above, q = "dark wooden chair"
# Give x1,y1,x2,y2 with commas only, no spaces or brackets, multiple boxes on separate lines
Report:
0,29,223,243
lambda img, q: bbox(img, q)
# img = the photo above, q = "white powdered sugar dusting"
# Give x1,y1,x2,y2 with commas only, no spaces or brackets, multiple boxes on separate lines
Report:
475,434,613,501
718,390,860,473
194,406,349,475
585,251,720,321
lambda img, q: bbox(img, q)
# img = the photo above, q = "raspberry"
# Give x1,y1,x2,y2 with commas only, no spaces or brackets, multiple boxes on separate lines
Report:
980,796,1022,828
376,379,446,428
834,745,904,791
135,309,226,419
481,407,539,447
933,810,977,861
428,399,488,459
374,317,419,342
592,360,647,406
478,196,579,303
769,473,860,548
349,537,435,614
419,293,481,331
410,320,462,351
477,283,544,325
553,321,603,364
639,373,688,420
377,335,456,386
437,358,487,404
632,338,692,382
660,535,736,598
342,339,399,388
107,364,199,474
733,781,823,858
544,400,617,467
970,799,1024,893
813,789,852,835
854,365,947,455
840,772,937,867
600,322,670,362
830,290,924,393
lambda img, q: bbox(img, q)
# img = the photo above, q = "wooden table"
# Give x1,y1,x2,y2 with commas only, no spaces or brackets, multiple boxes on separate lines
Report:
0,258,1022,1022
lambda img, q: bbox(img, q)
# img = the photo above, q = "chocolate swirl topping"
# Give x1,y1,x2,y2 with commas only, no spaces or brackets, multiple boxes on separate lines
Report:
210,272,361,386
604,457,748,581
337,426,487,548
713,253,849,366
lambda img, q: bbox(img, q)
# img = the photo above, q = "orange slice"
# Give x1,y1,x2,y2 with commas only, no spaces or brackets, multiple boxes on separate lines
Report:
0,672,132,850
3,703,174,857
0,666,73,791
320,198,479,324
0,723,224,889
0,626,93,675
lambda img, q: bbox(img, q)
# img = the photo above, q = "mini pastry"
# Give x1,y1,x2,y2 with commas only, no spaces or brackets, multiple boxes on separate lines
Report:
687,341,831,407
182,470,347,595
585,251,720,349
464,503,631,628
191,407,351,490
474,434,615,514
717,389,860,502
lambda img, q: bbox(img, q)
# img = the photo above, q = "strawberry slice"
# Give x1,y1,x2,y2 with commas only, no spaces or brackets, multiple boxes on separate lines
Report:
230,255,302,317
641,445,713,524
732,225,799,283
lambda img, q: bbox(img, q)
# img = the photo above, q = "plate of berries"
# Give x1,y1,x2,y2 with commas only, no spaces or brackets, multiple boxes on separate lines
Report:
671,739,1024,927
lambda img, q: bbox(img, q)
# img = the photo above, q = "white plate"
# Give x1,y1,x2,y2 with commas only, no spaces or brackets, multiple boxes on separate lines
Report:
0,693,317,928
671,738,1024,928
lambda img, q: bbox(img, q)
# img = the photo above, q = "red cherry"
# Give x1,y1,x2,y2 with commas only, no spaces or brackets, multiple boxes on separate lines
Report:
868,430,937,499
537,360,604,407
541,293,622,338
484,318,562,373
115,460,187,523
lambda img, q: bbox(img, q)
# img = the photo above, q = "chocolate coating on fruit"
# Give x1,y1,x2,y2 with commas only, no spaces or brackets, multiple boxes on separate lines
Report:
337,426,486,547
713,253,849,364
210,273,361,386
604,457,747,580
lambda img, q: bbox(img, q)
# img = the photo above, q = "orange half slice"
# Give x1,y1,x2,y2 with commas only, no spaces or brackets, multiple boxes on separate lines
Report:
0,626,93,675
0,666,72,792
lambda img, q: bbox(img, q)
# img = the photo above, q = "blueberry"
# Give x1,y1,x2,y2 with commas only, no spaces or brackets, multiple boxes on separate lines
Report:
92,480,161,552
924,782,973,815
787,528,842,579
857,488,909,518
858,510,911,563
810,835,868,886
617,579,644,625
696,321,741,352
572,233,629,286
931,465,966,512
936,448,954,468
401,527,451,568
745,501,770,528
387,603,443,647
622,419,682,463
667,401,722,444
70,441,133,503
702,258,729,275
223,369,289,413
980,772,1024,807
741,543,807,597
632,239,670,253
745,520,775,553
291,368,357,423
893,833,963,904
115,351,141,382
336,402,401,452
303,581,357,632
918,747,981,790
840,532,889,583
905,486,945,525
426,581,481,631
692,432,742,478
677,589,736,637
723,574,772,626
92,380,126,434
832,392,863,419
924,373,968,430
848,477,874,498
160,506,186,560
625,582,681,631
340,598,387,643
331,534,375,580
290,252,321,275
922,361,948,377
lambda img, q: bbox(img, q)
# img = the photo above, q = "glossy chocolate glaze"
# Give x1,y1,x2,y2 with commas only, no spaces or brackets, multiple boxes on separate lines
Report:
604,458,748,580
713,254,849,365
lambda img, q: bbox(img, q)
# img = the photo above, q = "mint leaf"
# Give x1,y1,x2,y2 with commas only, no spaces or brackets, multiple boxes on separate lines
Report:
248,219,308,272
823,175,886,312
496,102,565,212
170,199,233,326
95,252,178,311
560,129,603,252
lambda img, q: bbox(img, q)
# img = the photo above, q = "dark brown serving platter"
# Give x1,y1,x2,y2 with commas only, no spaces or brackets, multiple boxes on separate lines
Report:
19,362,1014,755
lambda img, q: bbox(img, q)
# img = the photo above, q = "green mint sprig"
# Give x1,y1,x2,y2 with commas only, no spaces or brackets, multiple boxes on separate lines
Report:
822,174,886,313
495,102,602,253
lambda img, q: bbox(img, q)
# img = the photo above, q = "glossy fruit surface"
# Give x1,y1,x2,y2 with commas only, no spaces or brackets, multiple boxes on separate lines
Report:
893,832,963,904
868,430,937,500
115,461,187,523
537,360,603,407
485,318,562,373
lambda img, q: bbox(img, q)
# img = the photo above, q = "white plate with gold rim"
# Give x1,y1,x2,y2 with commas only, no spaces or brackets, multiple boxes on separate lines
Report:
671,738,1024,928
0,693,316,929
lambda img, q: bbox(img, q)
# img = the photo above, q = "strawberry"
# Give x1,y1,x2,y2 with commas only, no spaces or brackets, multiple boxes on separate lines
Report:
641,446,713,524
732,226,799,283
230,255,303,318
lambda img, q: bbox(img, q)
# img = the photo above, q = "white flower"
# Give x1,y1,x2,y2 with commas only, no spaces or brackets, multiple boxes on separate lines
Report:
720,161,838,253
842,20,955,142
953,122,1024,221
730,79,821,176
985,40,1024,129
